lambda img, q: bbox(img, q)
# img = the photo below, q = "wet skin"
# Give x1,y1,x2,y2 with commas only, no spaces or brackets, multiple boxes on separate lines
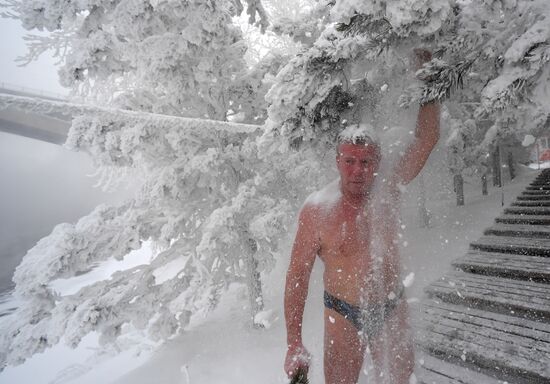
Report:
289,143,413,383
284,101,440,384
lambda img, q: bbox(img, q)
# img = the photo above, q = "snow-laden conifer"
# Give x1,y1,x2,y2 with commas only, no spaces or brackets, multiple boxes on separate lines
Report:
3,0,550,370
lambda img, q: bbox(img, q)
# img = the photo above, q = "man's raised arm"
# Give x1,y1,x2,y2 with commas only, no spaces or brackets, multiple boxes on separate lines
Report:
395,49,441,185
284,205,319,377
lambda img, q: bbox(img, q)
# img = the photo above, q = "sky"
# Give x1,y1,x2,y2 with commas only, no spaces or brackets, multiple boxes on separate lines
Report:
0,17,67,95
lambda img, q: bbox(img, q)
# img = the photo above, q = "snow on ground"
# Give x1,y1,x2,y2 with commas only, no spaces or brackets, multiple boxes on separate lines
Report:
0,165,539,384
528,160,550,169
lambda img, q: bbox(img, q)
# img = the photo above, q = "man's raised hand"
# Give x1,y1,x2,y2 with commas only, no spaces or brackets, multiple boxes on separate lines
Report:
412,48,435,83
413,48,432,71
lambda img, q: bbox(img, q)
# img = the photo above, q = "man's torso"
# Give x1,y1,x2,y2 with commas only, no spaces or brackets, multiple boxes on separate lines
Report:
306,182,402,306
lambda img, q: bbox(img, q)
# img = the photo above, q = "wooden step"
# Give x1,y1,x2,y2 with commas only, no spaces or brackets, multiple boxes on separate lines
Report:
496,214,550,225
516,195,550,201
484,223,550,238
470,235,550,256
526,186,550,191
453,250,550,282
417,301,550,383
512,200,550,207
425,270,550,321
415,354,505,384
522,190,550,195
504,206,550,215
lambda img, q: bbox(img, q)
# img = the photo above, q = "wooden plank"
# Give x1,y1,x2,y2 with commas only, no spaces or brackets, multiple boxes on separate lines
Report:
512,200,550,207
417,301,550,383
470,235,550,257
419,303,550,362
453,250,550,281
415,354,505,384
516,195,550,201
526,186,550,191
504,206,550,215
421,300,550,341
531,180,550,184
496,214,550,225
484,223,550,238
522,190,550,195
425,270,550,321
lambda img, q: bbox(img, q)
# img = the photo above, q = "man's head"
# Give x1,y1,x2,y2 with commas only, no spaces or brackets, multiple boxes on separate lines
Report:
336,124,381,197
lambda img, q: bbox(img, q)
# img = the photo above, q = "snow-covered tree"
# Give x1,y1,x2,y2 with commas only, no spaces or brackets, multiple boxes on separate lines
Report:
266,0,550,148
436,0,550,192
264,0,550,204
0,95,300,367
4,0,550,370
2,0,269,120
0,0,282,368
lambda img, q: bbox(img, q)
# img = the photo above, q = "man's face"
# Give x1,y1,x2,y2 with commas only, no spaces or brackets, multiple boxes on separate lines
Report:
336,142,380,197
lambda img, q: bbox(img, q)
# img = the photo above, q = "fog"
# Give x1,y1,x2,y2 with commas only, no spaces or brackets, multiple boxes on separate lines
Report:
0,131,130,293
0,17,66,95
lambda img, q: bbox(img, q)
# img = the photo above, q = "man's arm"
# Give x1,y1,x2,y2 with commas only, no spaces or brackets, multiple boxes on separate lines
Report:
284,205,319,376
395,49,441,185
394,100,440,185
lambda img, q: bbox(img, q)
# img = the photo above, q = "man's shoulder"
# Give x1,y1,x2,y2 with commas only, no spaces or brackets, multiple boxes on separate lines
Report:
303,179,341,211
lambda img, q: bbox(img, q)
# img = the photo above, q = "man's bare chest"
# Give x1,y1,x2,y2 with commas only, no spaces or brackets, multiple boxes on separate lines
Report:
318,211,370,260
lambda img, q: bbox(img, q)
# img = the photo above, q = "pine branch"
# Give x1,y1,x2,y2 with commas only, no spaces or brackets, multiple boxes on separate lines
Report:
336,14,391,38
399,58,475,107
483,77,529,112
306,55,346,73
311,85,354,124
419,58,474,102
336,14,394,55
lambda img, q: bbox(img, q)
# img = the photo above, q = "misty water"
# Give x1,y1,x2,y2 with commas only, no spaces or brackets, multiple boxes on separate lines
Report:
0,131,130,296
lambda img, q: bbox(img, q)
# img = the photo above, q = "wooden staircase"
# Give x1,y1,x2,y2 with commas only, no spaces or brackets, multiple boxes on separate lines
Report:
416,169,550,384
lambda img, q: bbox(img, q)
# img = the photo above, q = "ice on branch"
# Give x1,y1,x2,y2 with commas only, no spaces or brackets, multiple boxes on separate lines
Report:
399,59,474,107
5,0,550,373
265,0,452,150
0,93,306,368
3,0,272,120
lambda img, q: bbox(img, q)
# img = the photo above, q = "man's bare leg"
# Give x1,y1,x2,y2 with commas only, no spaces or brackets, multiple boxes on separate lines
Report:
324,308,366,384
369,300,415,384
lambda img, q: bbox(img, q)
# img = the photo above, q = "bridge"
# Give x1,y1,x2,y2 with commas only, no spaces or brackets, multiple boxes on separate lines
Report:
0,84,260,147
0,84,70,145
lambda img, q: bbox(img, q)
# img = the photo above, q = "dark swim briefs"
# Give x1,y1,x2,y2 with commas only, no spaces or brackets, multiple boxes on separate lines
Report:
323,285,405,339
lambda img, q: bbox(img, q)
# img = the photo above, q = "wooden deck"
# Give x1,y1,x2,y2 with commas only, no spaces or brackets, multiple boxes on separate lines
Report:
418,302,550,383
417,354,504,384
453,250,550,281
484,223,550,238
470,235,550,256
416,168,550,384
495,214,550,225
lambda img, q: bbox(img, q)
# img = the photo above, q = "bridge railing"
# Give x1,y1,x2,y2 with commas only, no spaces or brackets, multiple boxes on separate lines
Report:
0,92,260,145
0,82,68,101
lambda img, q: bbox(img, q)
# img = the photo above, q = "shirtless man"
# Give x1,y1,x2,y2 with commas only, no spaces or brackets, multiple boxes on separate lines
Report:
284,51,440,384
